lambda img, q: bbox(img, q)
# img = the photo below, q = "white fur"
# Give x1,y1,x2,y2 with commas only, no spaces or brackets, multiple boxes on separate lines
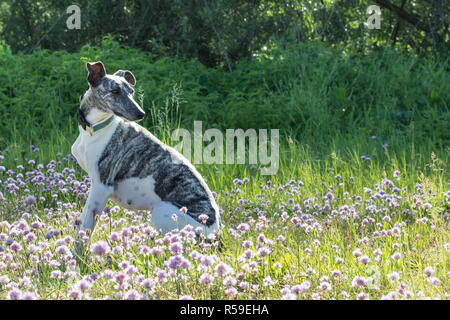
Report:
71,116,219,243
110,176,161,210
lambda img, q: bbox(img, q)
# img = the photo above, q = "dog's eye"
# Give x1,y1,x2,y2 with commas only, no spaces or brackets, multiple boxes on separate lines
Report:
111,87,121,95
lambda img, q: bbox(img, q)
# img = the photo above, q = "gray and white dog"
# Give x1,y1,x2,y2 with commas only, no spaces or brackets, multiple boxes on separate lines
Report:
71,61,220,251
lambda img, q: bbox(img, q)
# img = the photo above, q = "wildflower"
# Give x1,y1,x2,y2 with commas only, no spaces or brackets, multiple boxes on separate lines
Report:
373,248,382,256
237,223,250,232
7,288,23,300
195,227,203,234
357,292,370,300
140,278,155,290
292,281,310,295
115,271,130,285
56,245,70,255
311,293,321,300
10,241,23,253
242,240,253,248
282,293,297,300
0,275,10,284
225,287,238,298
179,295,194,300
22,292,38,300
215,262,234,277
90,273,99,281
387,272,400,282
262,276,274,287
90,240,110,256
50,270,62,279
77,279,91,293
318,281,332,291
170,242,183,255
242,249,255,260
331,270,341,278
180,207,188,215
109,232,120,242
352,276,368,287
382,291,404,301
360,255,371,265
113,246,124,255
198,214,209,224
352,248,362,258
125,290,140,300
168,255,183,270
428,277,440,286
327,192,335,201
199,273,214,286
257,247,270,257
405,291,413,299
200,255,215,267
25,195,36,205
17,220,29,231
223,276,237,287
392,252,401,261
424,267,434,278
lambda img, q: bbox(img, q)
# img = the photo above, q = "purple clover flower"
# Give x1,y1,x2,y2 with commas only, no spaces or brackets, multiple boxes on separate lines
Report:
424,267,434,278
90,240,111,256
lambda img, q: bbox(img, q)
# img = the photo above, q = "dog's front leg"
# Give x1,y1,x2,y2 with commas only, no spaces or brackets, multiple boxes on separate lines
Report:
74,182,112,255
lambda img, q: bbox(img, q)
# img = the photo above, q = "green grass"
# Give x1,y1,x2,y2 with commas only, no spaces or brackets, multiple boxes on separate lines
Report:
0,126,448,299
0,40,448,300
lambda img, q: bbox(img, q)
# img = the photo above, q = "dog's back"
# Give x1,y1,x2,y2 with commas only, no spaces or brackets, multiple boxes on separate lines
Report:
98,119,219,227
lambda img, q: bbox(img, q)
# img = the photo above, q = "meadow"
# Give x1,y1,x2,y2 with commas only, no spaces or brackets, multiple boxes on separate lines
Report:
0,39,448,300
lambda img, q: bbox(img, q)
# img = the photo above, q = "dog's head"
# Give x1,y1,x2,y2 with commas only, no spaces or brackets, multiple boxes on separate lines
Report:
80,61,145,122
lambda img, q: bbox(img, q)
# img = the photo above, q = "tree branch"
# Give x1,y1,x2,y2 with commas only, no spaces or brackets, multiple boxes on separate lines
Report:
203,0,233,73
374,0,430,33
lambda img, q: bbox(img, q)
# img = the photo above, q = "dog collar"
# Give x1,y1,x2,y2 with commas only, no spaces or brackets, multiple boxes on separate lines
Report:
77,108,115,136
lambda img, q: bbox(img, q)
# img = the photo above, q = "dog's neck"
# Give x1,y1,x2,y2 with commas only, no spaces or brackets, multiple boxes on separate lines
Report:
85,107,111,124
77,107,115,135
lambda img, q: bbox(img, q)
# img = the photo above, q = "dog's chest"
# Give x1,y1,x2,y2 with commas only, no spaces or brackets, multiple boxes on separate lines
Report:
71,121,119,178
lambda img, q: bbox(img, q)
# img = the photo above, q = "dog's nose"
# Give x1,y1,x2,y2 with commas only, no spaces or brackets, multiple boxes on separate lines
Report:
136,111,145,120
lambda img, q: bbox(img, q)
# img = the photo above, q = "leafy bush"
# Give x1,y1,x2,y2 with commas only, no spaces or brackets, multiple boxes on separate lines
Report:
0,39,448,154
0,1,447,67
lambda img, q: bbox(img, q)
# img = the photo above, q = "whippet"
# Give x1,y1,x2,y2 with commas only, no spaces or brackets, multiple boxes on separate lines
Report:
71,61,220,252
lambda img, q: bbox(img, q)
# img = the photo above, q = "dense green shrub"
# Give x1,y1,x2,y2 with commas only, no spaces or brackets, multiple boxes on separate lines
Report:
0,39,448,154
0,0,447,68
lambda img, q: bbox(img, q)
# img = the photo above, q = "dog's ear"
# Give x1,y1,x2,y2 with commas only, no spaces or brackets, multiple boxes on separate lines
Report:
86,61,106,87
114,70,136,86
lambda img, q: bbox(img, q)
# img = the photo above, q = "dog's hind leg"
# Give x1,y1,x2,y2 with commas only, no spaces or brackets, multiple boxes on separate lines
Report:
74,183,113,254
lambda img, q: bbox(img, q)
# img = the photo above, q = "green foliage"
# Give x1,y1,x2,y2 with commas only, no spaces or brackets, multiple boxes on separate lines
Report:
0,40,448,158
0,1,447,68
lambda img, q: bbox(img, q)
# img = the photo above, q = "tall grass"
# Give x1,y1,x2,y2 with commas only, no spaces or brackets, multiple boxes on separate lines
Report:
0,40,448,300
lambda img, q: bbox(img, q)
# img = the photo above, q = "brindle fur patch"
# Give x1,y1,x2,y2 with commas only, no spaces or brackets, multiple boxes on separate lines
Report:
98,121,217,226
